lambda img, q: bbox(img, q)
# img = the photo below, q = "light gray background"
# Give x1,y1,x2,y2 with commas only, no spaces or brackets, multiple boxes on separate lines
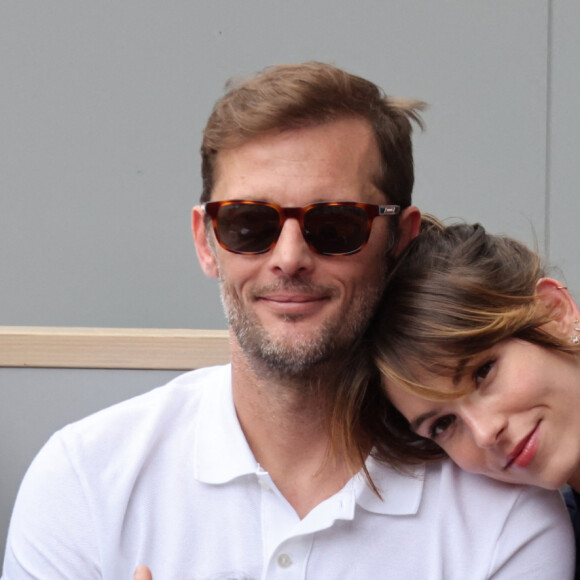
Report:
1,0,579,566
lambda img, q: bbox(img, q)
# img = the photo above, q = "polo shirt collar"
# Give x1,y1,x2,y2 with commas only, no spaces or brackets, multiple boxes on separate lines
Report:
194,364,425,516
295,460,424,537
194,365,259,483
354,456,425,515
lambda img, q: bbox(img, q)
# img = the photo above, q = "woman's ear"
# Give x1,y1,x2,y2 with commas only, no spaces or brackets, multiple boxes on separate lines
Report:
192,206,220,279
535,278,580,340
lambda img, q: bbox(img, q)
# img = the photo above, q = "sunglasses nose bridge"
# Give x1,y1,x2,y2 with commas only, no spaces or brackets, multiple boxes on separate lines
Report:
277,206,307,232
272,205,316,253
279,206,305,221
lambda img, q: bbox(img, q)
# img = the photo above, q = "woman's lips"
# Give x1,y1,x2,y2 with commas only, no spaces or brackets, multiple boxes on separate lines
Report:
505,422,540,469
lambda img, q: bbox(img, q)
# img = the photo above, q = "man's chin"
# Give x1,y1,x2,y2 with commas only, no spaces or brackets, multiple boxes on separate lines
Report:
250,330,353,376
224,290,375,378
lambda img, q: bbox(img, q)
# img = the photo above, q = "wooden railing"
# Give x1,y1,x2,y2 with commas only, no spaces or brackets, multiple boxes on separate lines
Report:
0,327,230,370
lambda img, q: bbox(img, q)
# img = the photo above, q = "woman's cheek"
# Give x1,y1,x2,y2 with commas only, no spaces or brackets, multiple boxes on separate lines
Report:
444,442,485,475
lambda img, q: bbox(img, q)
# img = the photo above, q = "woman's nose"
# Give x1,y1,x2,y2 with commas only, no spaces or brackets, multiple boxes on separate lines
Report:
461,405,507,449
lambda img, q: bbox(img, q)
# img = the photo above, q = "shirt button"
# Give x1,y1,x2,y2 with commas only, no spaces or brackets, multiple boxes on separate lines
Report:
277,553,292,568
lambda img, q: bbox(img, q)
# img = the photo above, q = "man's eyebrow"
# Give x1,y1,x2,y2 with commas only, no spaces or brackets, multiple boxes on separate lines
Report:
409,410,439,432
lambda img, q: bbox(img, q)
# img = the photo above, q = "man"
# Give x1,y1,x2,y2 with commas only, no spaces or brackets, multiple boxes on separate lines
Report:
3,62,573,579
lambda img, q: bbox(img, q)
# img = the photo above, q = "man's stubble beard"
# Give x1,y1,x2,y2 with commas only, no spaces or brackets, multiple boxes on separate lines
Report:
219,275,386,382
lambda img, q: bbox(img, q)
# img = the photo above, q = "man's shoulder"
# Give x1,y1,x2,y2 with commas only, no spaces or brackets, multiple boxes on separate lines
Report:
424,458,530,496
71,363,229,425
422,459,566,520
50,364,232,462
360,459,572,577
369,456,564,522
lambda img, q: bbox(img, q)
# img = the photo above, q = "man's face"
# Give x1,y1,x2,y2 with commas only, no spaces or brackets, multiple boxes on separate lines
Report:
194,118,419,377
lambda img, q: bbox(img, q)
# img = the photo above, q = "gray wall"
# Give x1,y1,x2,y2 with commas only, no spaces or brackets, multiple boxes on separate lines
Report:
2,0,580,567
3,1,579,330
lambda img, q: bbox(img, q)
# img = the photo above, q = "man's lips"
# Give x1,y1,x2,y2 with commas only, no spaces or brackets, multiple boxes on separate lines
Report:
261,294,323,302
505,422,540,469
258,294,328,311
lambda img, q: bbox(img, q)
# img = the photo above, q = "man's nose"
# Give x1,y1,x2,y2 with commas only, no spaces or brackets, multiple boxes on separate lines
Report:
267,218,315,276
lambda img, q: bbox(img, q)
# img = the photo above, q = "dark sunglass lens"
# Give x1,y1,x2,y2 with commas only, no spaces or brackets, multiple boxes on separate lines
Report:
216,203,280,253
304,205,369,255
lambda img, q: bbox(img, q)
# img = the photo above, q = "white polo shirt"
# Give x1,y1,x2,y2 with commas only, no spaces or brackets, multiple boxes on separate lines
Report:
2,365,574,579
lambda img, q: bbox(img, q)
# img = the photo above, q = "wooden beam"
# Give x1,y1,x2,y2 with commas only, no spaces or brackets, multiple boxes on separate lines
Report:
0,327,230,370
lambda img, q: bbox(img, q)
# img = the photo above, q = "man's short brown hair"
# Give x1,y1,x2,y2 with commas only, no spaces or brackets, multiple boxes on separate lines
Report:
201,62,425,208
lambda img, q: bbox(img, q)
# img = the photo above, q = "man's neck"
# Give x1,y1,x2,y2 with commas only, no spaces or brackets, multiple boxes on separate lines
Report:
229,341,353,519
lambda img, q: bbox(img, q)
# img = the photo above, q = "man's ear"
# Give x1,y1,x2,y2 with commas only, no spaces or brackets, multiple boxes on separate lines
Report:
394,206,421,256
192,206,220,279
535,278,580,339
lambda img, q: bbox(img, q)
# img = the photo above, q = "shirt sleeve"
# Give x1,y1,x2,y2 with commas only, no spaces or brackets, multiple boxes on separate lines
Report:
2,431,101,580
488,485,575,579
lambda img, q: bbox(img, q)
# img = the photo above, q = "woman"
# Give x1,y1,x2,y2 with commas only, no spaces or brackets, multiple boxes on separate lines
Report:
332,216,580,562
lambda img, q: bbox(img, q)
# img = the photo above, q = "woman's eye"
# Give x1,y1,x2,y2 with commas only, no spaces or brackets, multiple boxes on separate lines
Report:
474,359,495,385
429,415,456,439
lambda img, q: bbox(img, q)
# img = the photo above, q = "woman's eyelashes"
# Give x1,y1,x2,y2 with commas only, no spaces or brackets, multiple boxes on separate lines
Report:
428,414,456,439
473,358,496,386
425,357,498,440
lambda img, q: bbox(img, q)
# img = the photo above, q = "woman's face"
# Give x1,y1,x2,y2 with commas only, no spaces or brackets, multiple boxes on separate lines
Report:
384,338,580,489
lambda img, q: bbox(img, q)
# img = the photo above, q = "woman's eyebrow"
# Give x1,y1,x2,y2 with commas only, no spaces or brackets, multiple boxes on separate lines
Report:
453,357,472,385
